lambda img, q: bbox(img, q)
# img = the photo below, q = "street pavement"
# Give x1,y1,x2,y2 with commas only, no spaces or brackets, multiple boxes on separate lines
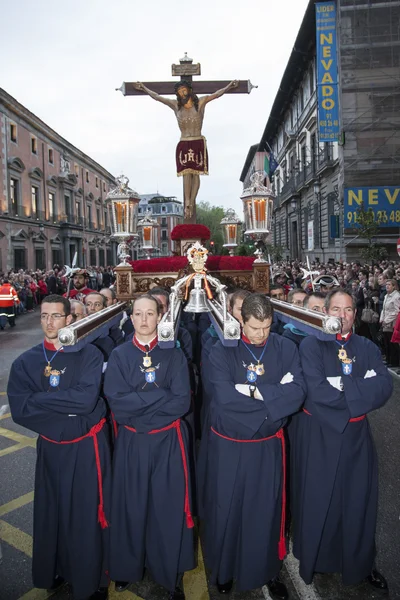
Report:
0,312,399,600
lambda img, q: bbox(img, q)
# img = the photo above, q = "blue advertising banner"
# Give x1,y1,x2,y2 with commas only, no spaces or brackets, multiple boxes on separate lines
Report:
315,2,340,142
344,187,400,228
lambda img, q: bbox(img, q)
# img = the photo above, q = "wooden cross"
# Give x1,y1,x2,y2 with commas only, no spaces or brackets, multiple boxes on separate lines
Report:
116,52,257,97
116,53,256,225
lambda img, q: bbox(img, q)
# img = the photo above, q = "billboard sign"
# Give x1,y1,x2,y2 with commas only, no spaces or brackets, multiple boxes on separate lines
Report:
315,2,340,142
344,186,400,228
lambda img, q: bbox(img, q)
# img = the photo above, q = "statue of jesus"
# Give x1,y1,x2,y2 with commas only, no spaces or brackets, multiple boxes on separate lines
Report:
132,79,239,223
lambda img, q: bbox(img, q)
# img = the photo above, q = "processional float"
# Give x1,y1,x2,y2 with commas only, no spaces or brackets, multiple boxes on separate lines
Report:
58,239,341,350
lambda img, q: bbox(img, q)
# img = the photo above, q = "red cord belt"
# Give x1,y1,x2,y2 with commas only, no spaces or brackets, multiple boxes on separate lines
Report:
124,419,194,529
303,408,366,422
40,418,108,529
211,426,287,561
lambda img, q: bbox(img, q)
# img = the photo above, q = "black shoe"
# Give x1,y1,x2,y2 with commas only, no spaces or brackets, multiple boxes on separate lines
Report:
367,570,388,592
216,579,233,594
47,576,65,591
89,588,108,600
168,588,185,600
266,577,289,600
115,581,130,592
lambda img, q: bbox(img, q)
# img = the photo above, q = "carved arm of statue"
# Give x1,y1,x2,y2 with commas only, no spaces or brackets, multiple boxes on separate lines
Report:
132,82,176,110
201,80,239,105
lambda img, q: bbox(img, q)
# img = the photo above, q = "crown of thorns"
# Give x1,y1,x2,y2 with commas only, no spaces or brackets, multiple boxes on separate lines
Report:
174,79,193,93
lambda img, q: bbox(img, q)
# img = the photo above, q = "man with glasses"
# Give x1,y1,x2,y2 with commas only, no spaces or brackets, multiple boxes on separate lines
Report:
70,299,87,322
7,295,111,599
202,294,305,600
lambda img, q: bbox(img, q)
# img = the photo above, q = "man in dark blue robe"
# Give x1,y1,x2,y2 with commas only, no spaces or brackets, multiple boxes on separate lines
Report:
103,294,195,600
7,294,110,600
203,294,305,600
291,289,392,592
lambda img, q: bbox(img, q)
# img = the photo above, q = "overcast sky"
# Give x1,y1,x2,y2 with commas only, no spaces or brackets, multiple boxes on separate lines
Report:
1,0,309,215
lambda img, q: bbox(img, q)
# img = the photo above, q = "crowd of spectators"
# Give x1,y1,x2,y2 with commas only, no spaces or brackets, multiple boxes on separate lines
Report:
0,266,115,321
3,257,400,373
270,258,400,372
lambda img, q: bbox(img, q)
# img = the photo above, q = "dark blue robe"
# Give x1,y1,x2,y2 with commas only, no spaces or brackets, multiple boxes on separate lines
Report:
292,334,393,585
203,334,306,590
7,343,110,600
103,343,195,591
197,331,220,518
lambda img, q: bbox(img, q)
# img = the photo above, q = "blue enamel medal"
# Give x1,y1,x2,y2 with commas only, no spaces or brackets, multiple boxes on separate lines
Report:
145,368,156,384
50,372,60,387
341,361,352,375
247,368,257,383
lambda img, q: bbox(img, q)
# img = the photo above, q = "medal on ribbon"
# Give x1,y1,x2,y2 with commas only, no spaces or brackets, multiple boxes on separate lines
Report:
42,341,63,377
242,338,268,384
143,355,152,368
336,339,355,376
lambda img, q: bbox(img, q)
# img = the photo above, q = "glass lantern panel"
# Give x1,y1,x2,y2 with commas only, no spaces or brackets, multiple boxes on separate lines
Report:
254,199,267,228
227,224,237,244
143,226,152,244
245,200,253,230
129,199,138,233
115,202,127,233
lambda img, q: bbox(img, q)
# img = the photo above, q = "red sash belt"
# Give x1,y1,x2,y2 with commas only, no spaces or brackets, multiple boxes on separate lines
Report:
211,427,287,561
40,418,108,529
303,408,366,422
124,419,194,529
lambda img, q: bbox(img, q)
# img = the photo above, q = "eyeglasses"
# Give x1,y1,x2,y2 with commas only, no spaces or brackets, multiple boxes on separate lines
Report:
40,313,67,321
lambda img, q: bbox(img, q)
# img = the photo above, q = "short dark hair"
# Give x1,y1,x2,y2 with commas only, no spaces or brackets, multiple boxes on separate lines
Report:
324,289,356,311
304,291,325,307
241,294,274,324
229,289,251,311
269,284,285,294
287,289,307,304
41,294,71,316
133,294,162,316
84,292,107,308
149,287,169,306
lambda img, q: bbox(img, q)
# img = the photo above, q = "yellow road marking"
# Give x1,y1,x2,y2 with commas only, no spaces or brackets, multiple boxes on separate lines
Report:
0,426,37,447
183,541,209,600
0,411,11,421
0,442,32,458
0,391,7,395
0,491,34,517
17,589,55,600
0,519,33,557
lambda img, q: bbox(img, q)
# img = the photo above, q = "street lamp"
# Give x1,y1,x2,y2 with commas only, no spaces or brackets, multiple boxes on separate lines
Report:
220,209,241,255
137,209,160,259
241,171,275,262
105,174,140,266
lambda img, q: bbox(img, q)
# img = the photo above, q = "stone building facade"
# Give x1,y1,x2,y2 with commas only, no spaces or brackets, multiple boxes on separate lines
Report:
241,0,400,262
0,88,116,272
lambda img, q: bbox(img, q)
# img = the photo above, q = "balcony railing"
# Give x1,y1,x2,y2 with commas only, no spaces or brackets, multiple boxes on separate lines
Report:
317,144,334,170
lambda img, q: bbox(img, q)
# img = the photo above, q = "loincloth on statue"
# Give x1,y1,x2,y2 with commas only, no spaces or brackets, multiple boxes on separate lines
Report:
176,136,209,176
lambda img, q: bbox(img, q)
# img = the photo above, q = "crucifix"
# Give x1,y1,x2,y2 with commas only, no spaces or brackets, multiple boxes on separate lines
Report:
116,53,257,224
